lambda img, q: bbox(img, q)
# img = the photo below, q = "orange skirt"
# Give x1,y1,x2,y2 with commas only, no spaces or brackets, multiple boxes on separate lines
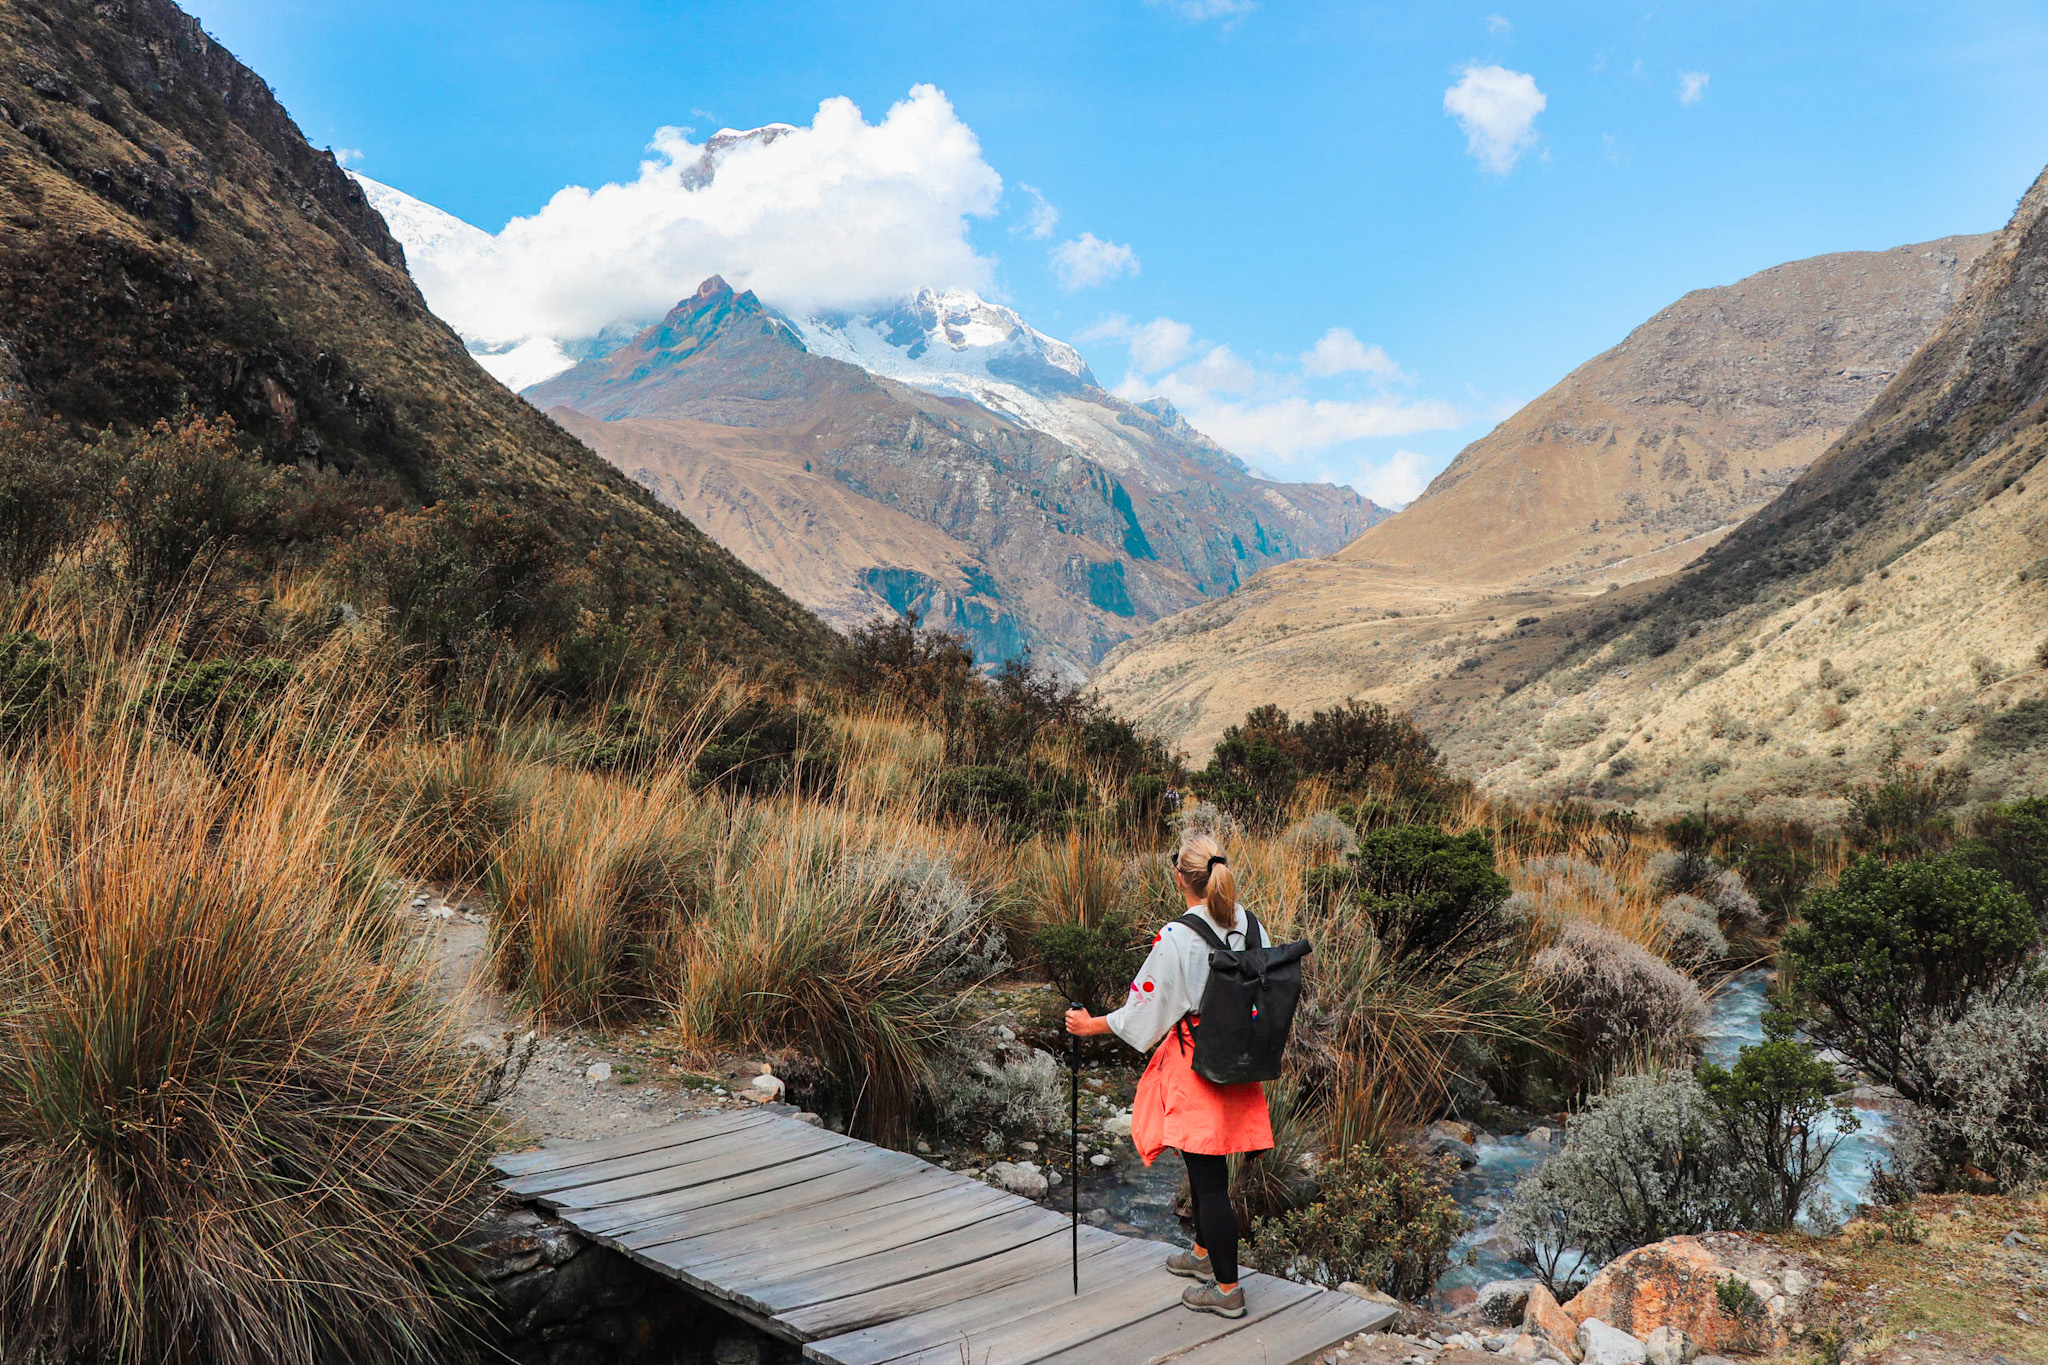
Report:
1130,1018,1274,1165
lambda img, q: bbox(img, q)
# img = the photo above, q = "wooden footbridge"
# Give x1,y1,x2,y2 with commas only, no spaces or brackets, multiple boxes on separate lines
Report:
494,1109,1395,1365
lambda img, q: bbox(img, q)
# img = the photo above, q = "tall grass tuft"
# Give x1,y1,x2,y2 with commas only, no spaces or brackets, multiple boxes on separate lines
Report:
0,691,491,1365
371,734,523,884
486,766,713,1023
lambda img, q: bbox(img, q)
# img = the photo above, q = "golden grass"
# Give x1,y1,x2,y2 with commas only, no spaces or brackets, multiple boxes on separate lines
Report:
0,655,492,1365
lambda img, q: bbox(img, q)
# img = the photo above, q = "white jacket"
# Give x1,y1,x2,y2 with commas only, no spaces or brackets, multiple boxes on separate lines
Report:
1105,905,1269,1054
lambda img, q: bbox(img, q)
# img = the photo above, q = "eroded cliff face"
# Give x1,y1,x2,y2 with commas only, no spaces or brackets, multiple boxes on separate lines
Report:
1093,233,1999,767
530,276,1383,677
0,0,835,667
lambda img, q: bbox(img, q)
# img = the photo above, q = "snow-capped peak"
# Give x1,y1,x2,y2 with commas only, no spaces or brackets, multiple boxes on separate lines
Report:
793,289,1096,399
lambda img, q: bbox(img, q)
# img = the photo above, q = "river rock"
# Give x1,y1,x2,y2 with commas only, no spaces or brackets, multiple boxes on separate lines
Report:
1102,1110,1133,1139
1643,1325,1697,1365
584,1062,611,1084
1478,1279,1537,1326
1524,1284,1581,1360
1562,1233,1815,1356
1423,1119,1479,1168
986,1161,1049,1198
1577,1319,1646,1365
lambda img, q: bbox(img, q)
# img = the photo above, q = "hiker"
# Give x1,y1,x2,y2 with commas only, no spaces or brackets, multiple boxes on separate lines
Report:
1065,833,1272,1320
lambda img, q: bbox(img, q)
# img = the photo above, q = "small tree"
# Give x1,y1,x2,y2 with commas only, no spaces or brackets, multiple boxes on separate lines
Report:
106,415,280,621
1784,854,2038,1102
0,409,101,585
1699,1012,1858,1231
1845,744,1969,856
1963,797,2048,923
1189,704,1301,829
1340,824,1513,959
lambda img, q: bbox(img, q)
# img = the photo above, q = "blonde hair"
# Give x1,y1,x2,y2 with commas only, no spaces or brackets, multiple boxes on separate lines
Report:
1175,833,1238,925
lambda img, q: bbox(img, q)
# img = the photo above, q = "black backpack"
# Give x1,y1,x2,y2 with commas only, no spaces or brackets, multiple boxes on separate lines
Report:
1175,910,1311,1085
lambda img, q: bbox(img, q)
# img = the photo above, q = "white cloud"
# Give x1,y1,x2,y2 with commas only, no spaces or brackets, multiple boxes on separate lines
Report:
1152,387,1461,459
1016,183,1060,239
1678,71,1710,105
354,85,1002,350
1354,450,1437,507
1484,14,1512,35
1148,0,1258,20
1083,315,1197,374
1300,327,1402,380
333,147,363,165
1051,232,1140,290
1443,64,1546,174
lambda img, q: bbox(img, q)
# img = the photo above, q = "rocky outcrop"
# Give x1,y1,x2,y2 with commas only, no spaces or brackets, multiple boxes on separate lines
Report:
1560,1233,1819,1358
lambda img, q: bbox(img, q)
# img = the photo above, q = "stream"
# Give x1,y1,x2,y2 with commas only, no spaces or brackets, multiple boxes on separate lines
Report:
1069,969,1897,1302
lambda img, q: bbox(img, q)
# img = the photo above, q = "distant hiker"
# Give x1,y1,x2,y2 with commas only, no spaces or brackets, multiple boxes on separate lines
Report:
1065,833,1278,1320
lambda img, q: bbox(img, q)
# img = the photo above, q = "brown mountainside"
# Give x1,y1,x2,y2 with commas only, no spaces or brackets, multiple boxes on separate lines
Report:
531,276,1385,678
0,0,834,666
1094,234,1992,758
1419,166,2048,818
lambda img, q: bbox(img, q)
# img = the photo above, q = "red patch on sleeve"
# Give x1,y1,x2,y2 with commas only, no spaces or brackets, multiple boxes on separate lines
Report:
1152,933,1162,944
1142,981,1155,993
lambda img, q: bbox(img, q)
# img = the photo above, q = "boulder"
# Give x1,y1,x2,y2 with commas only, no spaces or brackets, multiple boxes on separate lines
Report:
1478,1279,1538,1327
1563,1233,1817,1357
1643,1325,1697,1365
1576,1319,1647,1365
1102,1110,1134,1139
1524,1283,1581,1360
1423,1119,1480,1169
986,1161,1049,1198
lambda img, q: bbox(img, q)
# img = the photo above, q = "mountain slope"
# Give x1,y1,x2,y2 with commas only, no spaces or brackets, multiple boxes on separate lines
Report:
1094,233,1992,756
0,0,834,667
528,275,1383,676
1419,166,2048,816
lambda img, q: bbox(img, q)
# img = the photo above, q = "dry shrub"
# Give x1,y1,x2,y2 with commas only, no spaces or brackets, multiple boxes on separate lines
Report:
1819,702,1848,731
0,702,490,1365
486,767,714,1023
1529,921,1707,1088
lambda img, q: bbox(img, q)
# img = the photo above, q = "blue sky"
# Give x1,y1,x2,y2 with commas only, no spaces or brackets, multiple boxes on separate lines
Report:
187,0,2048,504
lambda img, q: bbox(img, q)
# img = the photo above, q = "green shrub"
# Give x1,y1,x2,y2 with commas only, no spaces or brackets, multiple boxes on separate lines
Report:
1031,913,1147,1015
1189,703,1301,829
1698,1013,1858,1231
1246,1144,1465,1299
1844,747,1969,856
343,500,566,666
106,414,281,621
1785,854,2038,1103
1962,796,2048,920
0,408,100,585
1504,1071,1743,1294
928,1044,1066,1144
934,762,1086,837
142,653,296,758
1903,992,2048,1190
1331,824,1513,959
837,611,979,712
695,697,837,798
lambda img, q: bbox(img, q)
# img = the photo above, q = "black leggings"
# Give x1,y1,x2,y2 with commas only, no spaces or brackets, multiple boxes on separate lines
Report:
1181,1151,1238,1284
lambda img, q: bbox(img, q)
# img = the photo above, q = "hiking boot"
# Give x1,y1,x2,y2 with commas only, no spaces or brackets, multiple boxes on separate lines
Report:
1165,1248,1213,1280
1181,1281,1247,1318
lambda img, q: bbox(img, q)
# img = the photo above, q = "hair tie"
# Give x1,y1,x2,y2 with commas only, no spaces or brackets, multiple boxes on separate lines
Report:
1207,855,1227,869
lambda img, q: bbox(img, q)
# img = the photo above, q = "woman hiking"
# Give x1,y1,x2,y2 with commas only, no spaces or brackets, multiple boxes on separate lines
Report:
1064,832,1271,1319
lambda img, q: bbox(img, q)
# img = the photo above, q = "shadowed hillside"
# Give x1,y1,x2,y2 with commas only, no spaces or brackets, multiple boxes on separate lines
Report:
0,0,835,667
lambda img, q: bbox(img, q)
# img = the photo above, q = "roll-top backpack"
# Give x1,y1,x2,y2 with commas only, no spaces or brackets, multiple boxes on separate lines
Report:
1175,909,1311,1085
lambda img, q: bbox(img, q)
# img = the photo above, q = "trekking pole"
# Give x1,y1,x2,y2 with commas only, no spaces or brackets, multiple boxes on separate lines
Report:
1068,1000,1082,1295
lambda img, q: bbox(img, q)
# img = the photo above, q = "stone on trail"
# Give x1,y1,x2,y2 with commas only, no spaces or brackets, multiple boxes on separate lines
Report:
985,1160,1048,1198
583,1062,611,1084
1477,1279,1536,1326
1576,1319,1647,1365
1642,1325,1697,1365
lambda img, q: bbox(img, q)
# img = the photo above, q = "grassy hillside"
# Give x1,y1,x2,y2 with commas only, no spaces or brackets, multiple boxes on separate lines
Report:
0,0,836,668
1426,164,2048,818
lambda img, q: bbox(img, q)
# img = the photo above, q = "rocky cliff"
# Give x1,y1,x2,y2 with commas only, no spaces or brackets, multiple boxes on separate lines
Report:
1093,233,1996,762
0,0,834,667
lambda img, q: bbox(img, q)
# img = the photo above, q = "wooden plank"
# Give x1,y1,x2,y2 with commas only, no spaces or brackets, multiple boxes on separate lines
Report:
755,1204,1068,1313
503,1117,839,1200
657,1180,1024,1286
576,1147,915,1239
1149,1290,1397,1365
797,1233,1159,1360
491,1109,771,1178
537,1127,863,1210
824,1244,1186,1365
1019,1273,1317,1365
624,1164,972,1255
782,1226,1130,1341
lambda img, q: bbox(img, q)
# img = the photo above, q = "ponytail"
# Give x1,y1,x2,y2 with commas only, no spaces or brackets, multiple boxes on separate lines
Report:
1175,833,1238,924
